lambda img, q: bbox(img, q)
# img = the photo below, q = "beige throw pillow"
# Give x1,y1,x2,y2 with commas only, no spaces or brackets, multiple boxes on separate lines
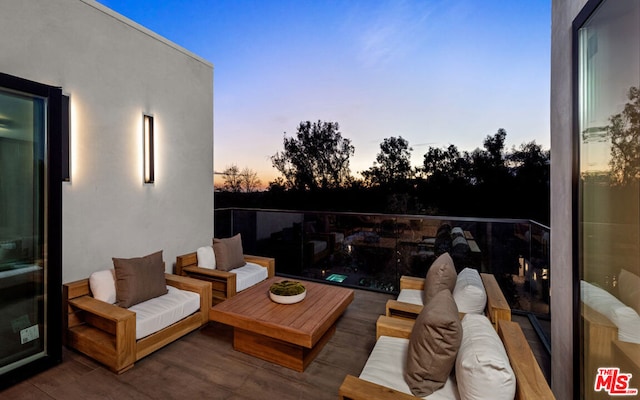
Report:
212,234,246,271
424,252,457,304
404,289,462,397
113,250,167,308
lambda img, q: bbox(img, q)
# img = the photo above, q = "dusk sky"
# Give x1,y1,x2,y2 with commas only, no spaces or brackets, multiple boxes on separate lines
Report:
96,0,551,187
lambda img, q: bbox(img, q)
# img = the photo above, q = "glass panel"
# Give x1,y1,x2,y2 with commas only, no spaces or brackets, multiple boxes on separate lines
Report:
578,1,640,398
0,88,47,373
214,208,551,317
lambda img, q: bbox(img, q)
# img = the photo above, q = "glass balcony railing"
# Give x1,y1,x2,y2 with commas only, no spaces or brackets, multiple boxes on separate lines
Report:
214,208,551,321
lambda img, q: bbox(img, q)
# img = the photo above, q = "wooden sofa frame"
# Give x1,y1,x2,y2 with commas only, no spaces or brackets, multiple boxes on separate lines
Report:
339,316,555,400
63,273,211,374
175,253,275,304
385,273,511,328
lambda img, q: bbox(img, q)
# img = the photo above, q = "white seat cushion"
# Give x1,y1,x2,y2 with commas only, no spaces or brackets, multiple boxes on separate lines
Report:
359,336,460,400
397,288,424,306
129,285,200,340
230,262,268,292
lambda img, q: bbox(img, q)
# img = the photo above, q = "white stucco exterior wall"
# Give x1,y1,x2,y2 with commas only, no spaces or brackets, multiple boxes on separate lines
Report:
551,1,588,399
0,0,214,282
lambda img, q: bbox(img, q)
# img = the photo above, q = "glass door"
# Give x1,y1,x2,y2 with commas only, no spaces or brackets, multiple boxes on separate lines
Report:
0,89,47,373
576,0,640,398
0,72,62,388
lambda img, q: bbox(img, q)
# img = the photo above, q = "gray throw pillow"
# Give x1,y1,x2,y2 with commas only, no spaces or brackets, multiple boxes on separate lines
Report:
404,289,462,397
212,233,246,271
113,250,167,308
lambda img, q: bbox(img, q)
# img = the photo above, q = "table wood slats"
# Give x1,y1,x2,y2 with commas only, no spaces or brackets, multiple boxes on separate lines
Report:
210,277,354,371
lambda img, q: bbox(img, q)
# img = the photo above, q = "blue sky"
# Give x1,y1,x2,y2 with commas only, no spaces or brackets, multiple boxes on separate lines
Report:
97,0,551,186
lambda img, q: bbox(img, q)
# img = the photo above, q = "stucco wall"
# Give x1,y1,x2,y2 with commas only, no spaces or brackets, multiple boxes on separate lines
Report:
0,0,214,282
550,0,588,399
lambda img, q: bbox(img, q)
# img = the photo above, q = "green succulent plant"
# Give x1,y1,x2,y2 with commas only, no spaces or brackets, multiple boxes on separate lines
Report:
269,280,306,296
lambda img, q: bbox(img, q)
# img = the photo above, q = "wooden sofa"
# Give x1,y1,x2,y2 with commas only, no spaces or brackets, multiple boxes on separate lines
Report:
63,274,211,374
175,253,274,304
385,272,511,329
339,316,554,400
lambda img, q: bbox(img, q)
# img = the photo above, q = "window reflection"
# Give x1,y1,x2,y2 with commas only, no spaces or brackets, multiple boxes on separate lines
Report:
578,1,640,398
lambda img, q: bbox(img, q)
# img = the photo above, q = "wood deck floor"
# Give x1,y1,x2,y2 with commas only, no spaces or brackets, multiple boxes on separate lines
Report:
0,288,550,400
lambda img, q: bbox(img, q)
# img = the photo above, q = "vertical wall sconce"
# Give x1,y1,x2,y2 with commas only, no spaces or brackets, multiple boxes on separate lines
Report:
61,94,71,182
143,114,154,184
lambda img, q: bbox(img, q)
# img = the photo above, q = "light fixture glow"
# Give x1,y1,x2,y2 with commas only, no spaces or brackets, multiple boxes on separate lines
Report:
143,114,154,184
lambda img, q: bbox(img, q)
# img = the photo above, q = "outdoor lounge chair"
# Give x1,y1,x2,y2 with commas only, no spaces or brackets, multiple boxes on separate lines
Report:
63,254,211,374
176,239,275,305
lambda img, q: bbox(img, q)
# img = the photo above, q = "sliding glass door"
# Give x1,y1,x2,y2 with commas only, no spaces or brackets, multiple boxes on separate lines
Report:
576,1,640,398
0,73,62,388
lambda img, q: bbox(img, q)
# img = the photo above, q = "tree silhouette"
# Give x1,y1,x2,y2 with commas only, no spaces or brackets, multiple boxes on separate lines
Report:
362,136,413,187
220,164,242,192
271,120,354,191
508,141,550,184
607,86,640,185
219,164,261,193
240,167,262,193
422,144,469,184
468,128,509,185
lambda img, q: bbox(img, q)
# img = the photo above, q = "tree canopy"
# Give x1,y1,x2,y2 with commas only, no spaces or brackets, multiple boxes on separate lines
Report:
362,136,413,187
271,120,354,191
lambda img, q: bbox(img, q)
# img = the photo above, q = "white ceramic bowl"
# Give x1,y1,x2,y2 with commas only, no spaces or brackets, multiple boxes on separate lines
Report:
269,289,306,304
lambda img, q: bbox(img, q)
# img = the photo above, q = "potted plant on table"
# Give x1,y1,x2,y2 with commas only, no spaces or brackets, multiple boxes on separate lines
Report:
269,280,306,304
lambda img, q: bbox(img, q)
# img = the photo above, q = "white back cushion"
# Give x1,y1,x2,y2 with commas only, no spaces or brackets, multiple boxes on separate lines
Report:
197,246,216,269
456,314,515,400
453,268,487,314
89,269,116,304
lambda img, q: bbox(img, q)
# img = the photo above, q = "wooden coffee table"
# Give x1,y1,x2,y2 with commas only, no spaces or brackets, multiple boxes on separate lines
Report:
209,277,354,372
